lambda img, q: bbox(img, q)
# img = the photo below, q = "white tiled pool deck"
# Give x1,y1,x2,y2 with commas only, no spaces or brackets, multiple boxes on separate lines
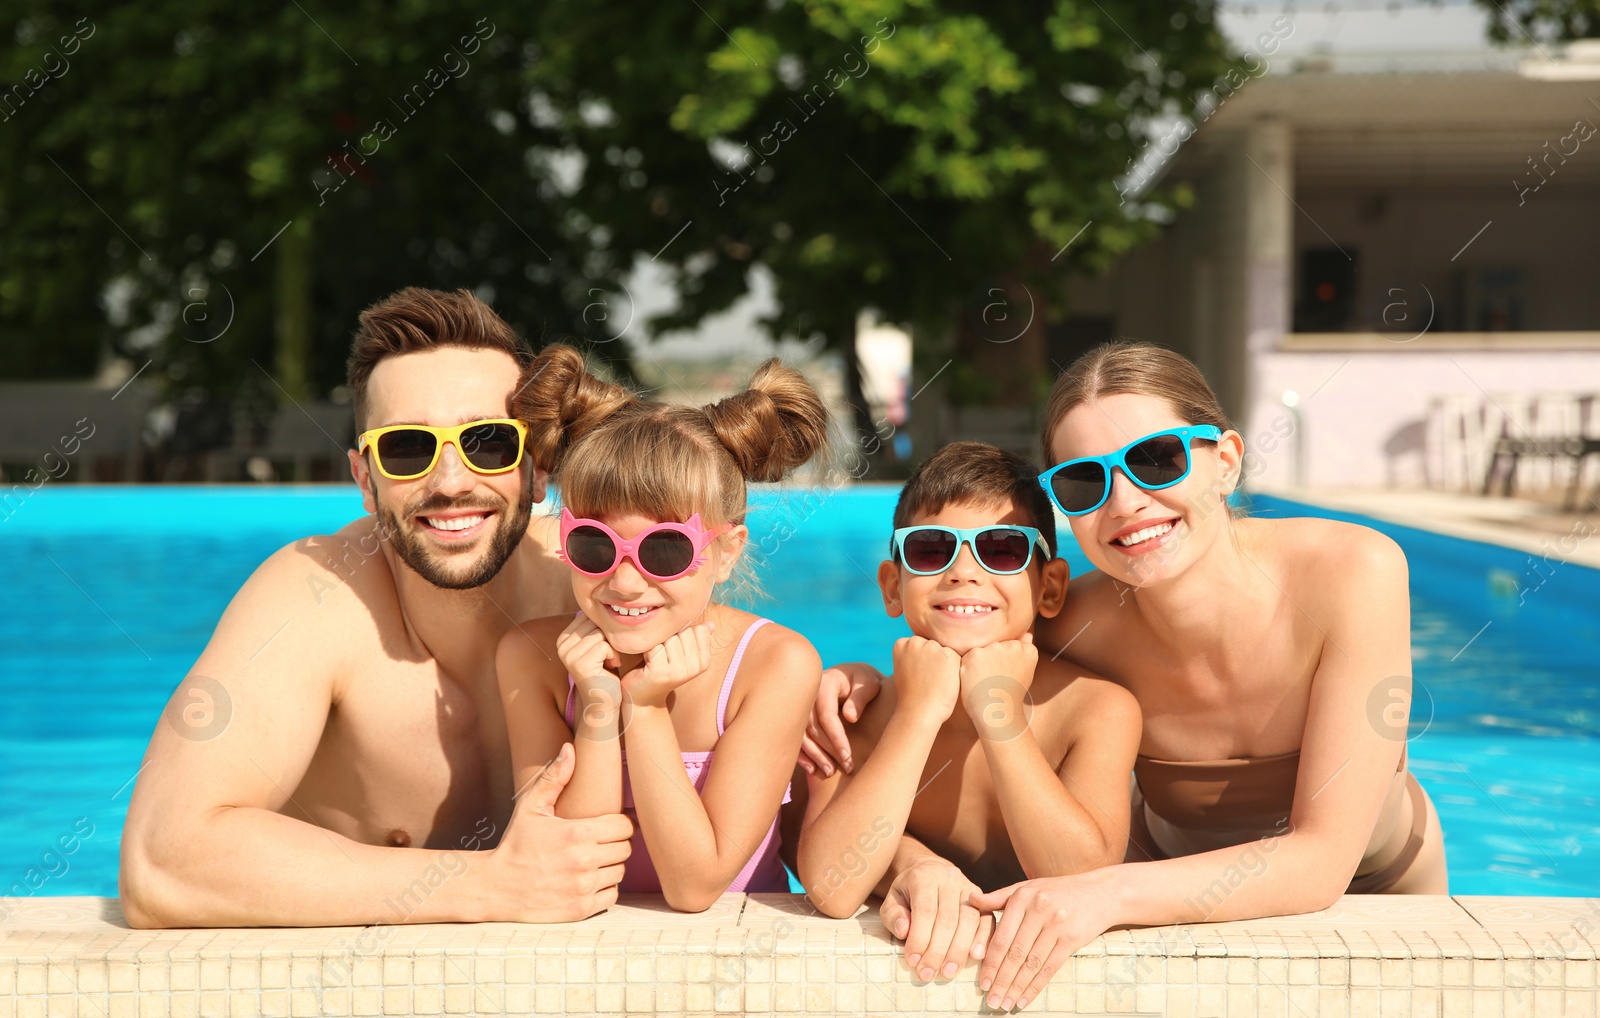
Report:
2,894,1597,1016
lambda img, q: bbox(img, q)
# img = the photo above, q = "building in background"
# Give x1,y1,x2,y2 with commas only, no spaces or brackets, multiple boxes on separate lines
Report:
1066,37,1600,495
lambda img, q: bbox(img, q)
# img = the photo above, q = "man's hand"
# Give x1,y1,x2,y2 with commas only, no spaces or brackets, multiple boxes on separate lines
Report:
878,855,992,982
891,637,961,725
800,663,884,777
620,623,712,709
958,634,1037,739
489,743,634,922
970,874,1111,1011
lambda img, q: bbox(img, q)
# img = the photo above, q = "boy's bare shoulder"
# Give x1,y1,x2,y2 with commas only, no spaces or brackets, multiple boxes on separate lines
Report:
1030,653,1141,734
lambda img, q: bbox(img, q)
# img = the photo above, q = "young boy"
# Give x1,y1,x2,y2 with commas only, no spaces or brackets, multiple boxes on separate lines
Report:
796,442,1141,927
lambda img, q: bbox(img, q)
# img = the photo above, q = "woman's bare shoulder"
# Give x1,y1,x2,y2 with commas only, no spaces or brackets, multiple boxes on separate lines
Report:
1241,515,1407,598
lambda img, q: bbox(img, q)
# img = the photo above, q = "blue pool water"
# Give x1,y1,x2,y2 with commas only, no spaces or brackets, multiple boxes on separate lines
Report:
0,485,1595,899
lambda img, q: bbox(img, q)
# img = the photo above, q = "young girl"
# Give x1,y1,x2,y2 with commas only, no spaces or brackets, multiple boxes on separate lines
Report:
496,344,827,912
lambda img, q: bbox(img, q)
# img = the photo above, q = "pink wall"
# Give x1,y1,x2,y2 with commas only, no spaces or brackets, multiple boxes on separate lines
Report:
1244,345,1600,490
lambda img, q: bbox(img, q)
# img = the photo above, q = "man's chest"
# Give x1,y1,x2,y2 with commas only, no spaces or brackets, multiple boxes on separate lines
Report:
293,659,516,850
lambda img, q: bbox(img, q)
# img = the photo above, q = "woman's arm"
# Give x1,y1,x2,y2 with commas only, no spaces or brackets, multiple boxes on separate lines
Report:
624,625,822,912
970,529,1415,1010
496,616,622,819
796,637,959,917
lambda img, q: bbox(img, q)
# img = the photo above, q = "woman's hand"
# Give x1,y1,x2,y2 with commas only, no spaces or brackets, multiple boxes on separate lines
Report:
970,874,1113,1011
878,855,993,982
800,662,883,777
621,623,713,709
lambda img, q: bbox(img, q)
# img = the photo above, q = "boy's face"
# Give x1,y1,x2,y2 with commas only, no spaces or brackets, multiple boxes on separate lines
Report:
877,497,1069,656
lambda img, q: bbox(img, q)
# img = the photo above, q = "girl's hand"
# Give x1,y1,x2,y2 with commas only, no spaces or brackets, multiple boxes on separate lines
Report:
557,615,621,684
621,623,713,708
557,617,625,730
891,636,961,725
957,634,1037,739
800,663,884,777
970,874,1111,1011
879,855,992,982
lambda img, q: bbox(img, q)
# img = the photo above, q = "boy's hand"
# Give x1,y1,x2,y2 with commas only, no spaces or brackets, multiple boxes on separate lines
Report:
621,623,713,708
958,635,1037,741
879,855,992,982
891,636,961,724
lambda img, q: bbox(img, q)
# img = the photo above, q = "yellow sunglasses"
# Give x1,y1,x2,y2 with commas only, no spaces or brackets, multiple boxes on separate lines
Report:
357,418,529,481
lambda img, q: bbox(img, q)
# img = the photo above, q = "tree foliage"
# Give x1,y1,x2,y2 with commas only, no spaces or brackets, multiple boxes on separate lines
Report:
1,1,1235,434
1477,0,1600,41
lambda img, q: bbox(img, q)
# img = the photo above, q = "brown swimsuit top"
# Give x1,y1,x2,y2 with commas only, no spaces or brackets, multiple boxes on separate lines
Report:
1132,745,1429,894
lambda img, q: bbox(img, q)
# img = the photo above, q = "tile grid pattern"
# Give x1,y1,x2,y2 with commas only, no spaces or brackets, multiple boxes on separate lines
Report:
1,895,1596,1016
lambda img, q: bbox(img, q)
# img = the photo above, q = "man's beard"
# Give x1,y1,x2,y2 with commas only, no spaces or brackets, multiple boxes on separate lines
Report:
374,472,535,591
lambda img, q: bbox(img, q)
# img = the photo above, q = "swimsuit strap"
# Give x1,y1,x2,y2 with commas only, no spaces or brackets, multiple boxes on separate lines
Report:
716,618,772,736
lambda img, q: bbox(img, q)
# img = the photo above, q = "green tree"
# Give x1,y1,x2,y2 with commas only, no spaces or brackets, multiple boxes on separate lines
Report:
529,0,1234,441
2,1,1234,464
0,3,629,409
1476,0,1600,41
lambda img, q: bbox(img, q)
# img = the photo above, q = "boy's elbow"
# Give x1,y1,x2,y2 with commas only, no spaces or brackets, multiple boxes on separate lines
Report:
803,886,863,920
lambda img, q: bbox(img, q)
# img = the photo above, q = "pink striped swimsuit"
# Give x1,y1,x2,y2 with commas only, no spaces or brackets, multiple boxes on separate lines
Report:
563,617,791,893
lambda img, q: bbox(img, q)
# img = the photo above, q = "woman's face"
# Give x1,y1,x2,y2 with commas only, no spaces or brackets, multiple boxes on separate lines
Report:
1048,392,1241,588
568,511,747,656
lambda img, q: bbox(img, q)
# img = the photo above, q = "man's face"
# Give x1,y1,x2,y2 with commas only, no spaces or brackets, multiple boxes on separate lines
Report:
348,346,542,590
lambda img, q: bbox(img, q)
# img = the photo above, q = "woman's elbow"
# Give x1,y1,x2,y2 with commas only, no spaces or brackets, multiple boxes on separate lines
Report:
118,848,182,929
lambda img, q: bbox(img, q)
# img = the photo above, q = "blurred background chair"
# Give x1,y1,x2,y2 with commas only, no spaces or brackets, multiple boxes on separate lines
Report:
0,381,153,483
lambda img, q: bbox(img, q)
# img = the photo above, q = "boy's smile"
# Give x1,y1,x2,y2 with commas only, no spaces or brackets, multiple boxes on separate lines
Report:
879,499,1068,656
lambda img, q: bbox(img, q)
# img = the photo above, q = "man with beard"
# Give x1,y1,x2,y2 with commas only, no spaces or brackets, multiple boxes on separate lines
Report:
119,288,632,927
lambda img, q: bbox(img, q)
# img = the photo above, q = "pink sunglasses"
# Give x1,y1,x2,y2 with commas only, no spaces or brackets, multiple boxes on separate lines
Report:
556,507,726,581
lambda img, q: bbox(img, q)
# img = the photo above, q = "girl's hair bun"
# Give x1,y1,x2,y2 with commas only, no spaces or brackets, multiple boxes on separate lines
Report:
513,343,636,473
702,359,830,482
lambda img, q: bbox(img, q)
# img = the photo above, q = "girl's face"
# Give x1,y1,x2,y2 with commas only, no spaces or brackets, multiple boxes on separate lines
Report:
567,510,748,656
1048,392,1243,589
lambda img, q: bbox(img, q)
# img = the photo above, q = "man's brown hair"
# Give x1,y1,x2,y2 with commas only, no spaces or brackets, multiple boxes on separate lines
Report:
346,287,531,432
892,441,1057,558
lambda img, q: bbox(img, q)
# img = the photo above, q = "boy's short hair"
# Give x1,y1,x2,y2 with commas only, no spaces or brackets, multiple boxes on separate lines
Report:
892,441,1057,557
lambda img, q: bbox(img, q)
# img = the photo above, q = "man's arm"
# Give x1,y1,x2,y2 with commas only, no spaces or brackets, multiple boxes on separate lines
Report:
119,537,630,927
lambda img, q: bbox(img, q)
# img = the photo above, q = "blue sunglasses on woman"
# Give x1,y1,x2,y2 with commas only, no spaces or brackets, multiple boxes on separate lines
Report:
1039,425,1222,516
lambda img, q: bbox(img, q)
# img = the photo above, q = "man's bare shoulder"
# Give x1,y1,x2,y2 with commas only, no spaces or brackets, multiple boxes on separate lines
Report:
208,518,401,672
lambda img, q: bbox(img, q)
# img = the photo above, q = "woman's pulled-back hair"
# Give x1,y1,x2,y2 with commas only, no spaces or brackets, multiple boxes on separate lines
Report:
514,344,830,528
1041,341,1232,463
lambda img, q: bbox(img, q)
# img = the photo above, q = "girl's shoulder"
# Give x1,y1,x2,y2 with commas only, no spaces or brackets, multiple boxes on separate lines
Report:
718,609,819,665
717,610,822,720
